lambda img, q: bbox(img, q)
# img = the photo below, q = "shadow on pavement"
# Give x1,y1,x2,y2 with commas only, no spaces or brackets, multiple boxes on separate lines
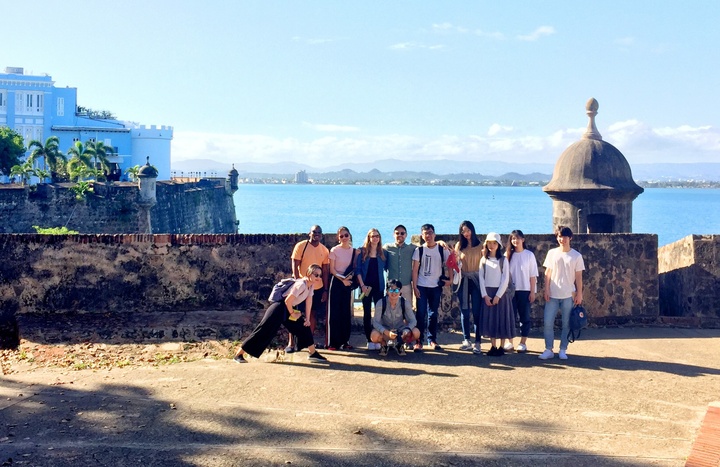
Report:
0,376,675,467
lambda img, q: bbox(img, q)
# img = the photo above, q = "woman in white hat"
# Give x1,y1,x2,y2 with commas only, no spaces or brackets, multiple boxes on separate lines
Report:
478,232,517,356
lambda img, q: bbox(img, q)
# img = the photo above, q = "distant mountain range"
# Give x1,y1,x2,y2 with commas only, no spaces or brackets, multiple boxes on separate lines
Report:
171,158,720,182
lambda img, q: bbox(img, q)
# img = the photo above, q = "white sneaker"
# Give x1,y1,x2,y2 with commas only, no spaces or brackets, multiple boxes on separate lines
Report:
516,343,527,353
459,339,472,350
503,342,514,351
472,343,483,355
538,349,555,360
367,341,374,350
559,350,568,360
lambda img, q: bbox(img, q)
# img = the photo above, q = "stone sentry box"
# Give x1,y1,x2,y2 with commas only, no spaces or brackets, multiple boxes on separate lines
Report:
0,232,660,347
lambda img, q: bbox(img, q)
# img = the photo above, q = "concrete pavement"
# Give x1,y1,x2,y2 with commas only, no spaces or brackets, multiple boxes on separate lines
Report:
1,327,719,466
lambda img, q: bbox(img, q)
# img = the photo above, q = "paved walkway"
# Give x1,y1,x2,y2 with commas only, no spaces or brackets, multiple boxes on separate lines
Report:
1,327,719,466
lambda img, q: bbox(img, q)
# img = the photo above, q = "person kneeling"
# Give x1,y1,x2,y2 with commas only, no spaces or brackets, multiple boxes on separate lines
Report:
370,280,420,357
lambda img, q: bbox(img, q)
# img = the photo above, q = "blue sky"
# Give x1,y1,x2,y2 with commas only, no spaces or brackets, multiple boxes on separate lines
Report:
6,1,720,168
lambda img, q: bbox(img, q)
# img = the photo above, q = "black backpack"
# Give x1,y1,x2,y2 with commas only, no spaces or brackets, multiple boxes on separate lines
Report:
381,296,408,321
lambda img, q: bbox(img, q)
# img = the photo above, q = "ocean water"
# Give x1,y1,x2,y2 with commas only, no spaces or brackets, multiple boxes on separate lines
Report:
233,185,720,247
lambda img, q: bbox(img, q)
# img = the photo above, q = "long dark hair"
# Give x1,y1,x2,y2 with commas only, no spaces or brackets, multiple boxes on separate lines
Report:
457,220,481,250
506,229,527,261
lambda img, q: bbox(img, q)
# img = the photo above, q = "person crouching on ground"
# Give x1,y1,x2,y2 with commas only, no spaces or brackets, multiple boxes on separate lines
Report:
370,280,420,357
234,264,328,364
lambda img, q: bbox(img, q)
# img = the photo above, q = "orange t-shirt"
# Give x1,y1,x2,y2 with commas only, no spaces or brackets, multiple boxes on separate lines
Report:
291,240,330,290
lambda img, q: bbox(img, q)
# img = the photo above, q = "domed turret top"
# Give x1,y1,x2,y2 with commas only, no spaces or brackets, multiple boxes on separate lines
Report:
138,156,159,179
543,98,643,194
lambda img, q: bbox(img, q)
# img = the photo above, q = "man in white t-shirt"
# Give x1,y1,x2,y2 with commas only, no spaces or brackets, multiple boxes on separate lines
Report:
411,224,450,352
539,226,585,361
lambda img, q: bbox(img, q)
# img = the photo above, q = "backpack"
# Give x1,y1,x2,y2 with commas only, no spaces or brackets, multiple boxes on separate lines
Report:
418,245,448,286
567,305,589,343
381,296,408,321
481,256,515,299
268,278,298,302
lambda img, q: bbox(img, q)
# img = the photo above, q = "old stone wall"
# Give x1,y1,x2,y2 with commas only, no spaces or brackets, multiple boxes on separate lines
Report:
436,233,660,329
658,235,720,326
0,180,237,235
0,232,663,347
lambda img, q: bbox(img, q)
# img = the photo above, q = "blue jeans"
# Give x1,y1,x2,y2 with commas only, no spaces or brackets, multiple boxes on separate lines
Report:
458,280,482,342
543,297,573,351
416,286,442,344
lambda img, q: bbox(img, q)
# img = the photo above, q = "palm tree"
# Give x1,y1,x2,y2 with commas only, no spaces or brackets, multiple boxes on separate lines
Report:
67,141,93,182
10,161,35,186
28,136,66,182
85,140,113,180
125,164,141,182
33,167,51,182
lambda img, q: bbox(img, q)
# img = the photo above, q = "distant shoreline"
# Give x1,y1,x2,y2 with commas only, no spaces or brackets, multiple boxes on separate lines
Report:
236,179,720,189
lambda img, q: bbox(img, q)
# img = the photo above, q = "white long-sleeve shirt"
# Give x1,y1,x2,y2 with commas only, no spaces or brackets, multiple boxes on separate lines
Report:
479,256,510,298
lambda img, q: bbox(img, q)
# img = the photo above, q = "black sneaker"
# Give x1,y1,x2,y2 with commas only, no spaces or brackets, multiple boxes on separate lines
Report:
379,345,388,357
233,354,246,364
395,343,407,356
498,346,505,356
307,351,327,363
488,346,500,356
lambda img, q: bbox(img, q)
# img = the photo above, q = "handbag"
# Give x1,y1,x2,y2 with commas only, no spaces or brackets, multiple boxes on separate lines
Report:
567,305,589,343
343,249,359,290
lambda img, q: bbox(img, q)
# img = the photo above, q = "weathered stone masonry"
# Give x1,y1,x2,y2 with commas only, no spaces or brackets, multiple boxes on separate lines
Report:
0,180,237,235
0,232,677,348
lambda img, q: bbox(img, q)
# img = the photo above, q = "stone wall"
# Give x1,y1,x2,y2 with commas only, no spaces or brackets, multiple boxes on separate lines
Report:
436,233,660,328
658,235,720,326
0,232,661,347
0,180,237,235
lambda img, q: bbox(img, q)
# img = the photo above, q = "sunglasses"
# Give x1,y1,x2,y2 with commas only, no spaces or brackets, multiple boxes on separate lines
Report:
311,230,323,235
370,234,380,238
395,232,407,236
312,272,322,278
387,288,401,294
339,233,350,238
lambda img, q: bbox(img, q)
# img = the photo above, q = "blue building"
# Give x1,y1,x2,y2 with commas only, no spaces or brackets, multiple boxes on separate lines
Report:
0,66,172,180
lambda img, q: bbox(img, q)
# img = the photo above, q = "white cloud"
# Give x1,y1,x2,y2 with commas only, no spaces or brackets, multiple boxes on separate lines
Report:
302,122,360,132
517,26,556,41
389,42,444,51
432,22,468,34
171,120,720,167
488,123,513,136
430,22,503,39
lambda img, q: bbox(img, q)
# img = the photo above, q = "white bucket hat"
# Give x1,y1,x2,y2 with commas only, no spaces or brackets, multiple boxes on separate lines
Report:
484,232,502,244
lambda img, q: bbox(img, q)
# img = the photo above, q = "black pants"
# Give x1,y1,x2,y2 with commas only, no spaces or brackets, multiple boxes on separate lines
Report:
327,276,352,348
512,290,532,337
242,302,314,358
361,284,383,341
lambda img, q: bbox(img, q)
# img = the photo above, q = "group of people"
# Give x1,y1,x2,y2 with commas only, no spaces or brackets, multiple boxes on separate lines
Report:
233,222,585,364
